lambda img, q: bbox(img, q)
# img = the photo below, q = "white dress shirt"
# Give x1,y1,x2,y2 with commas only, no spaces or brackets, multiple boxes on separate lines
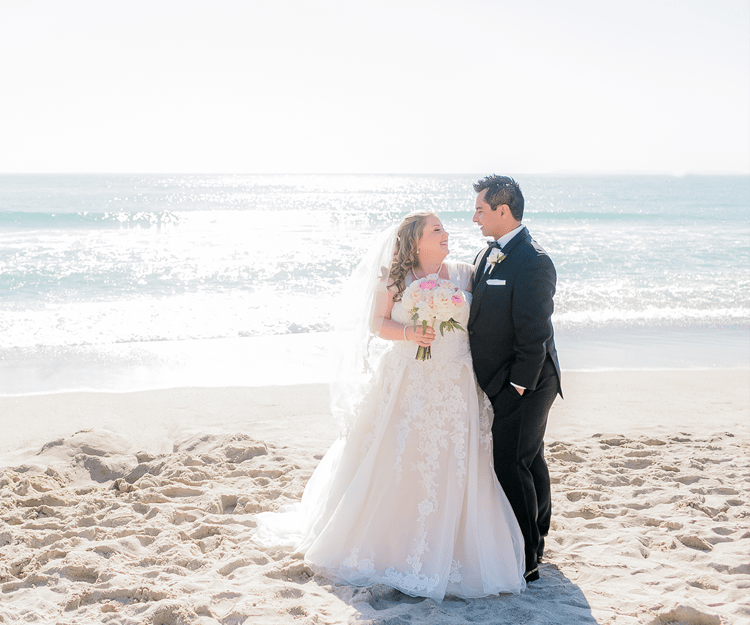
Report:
495,223,524,249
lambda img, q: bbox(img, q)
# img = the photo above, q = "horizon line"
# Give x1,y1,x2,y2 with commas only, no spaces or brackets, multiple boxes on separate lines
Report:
1,170,748,177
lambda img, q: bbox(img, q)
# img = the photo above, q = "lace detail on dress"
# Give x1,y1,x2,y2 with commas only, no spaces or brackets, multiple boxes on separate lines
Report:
384,566,440,595
479,391,494,454
449,559,463,584
343,548,375,574
449,402,468,490
393,408,412,482
387,348,473,581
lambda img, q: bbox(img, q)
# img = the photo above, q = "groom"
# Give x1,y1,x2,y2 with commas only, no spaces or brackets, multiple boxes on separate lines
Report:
468,175,562,583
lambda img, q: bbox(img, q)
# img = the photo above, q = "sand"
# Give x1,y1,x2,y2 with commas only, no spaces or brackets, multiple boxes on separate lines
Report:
0,369,748,624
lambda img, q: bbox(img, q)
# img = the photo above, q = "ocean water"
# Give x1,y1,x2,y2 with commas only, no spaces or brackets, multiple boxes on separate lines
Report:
1,174,748,395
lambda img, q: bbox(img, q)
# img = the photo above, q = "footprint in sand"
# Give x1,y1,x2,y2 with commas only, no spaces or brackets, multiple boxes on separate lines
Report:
677,535,713,551
264,561,315,583
651,604,722,625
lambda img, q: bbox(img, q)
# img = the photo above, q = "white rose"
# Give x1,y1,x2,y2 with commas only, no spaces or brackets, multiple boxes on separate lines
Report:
413,301,433,323
401,288,416,311
432,287,453,320
487,248,506,267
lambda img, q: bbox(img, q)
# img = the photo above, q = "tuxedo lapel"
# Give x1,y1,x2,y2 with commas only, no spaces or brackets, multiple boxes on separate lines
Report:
473,246,493,289
469,246,493,327
469,227,530,327
469,271,488,327
501,226,529,258
486,254,504,279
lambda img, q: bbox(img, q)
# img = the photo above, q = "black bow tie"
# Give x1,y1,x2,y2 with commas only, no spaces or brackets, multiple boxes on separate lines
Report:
488,241,503,250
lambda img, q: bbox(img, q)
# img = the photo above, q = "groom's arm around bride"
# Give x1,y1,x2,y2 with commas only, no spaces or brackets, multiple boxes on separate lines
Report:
467,175,562,583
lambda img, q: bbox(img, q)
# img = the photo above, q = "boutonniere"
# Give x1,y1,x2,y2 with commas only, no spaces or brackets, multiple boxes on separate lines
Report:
487,248,506,268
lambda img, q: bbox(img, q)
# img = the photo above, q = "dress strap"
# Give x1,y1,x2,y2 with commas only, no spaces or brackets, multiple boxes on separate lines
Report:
447,262,458,286
447,261,472,291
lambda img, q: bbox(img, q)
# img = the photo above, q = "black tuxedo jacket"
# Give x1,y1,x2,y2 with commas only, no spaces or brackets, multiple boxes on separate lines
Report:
468,226,562,399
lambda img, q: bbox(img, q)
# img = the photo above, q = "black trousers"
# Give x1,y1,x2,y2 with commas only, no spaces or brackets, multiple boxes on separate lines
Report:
489,358,558,573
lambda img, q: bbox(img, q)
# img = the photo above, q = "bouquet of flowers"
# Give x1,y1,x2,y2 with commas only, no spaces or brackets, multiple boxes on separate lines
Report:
401,274,467,360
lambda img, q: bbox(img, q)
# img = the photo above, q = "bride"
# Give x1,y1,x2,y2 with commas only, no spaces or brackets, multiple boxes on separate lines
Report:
254,212,526,600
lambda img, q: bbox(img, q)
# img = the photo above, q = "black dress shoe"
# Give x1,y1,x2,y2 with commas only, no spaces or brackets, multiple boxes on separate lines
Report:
524,567,539,583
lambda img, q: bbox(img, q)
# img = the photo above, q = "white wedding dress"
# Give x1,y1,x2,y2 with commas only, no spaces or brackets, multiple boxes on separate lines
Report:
254,261,526,600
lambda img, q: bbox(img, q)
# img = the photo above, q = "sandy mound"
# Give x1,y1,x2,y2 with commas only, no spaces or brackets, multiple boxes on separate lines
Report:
0,429,747,624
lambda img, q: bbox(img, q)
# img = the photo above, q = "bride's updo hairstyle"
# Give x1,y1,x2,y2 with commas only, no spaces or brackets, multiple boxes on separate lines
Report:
388,211,433,302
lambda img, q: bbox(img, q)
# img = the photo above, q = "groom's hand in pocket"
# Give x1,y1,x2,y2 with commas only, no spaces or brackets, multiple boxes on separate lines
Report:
490,382,524,417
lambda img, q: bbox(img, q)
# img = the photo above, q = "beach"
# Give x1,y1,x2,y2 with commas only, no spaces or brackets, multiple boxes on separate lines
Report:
1,369,748,624
1,172,748,623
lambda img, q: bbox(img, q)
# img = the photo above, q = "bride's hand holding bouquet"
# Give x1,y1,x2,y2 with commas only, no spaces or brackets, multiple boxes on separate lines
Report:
401,274,467,360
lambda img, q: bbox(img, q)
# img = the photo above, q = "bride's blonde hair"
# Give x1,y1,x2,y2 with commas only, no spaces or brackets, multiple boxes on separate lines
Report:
388,211,434,302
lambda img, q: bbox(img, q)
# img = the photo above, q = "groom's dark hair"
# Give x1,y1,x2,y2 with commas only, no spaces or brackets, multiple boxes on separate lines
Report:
473,175,524,221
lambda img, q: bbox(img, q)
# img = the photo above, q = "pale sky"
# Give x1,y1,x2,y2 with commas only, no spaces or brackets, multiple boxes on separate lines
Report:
1,0,748,175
